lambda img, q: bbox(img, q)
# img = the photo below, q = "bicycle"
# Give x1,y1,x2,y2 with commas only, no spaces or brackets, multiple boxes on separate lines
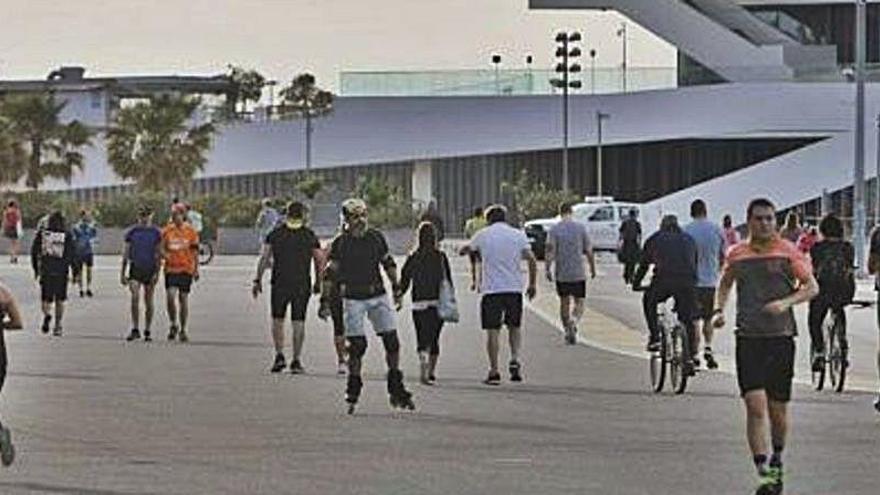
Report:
198,241,214,266
811,299,872,393
635,287,692,395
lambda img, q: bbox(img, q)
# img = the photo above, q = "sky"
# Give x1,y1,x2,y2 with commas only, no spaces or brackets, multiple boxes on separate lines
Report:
0,0,675,91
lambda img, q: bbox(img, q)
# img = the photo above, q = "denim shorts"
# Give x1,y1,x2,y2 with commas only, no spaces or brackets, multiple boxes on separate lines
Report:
343,295,396,337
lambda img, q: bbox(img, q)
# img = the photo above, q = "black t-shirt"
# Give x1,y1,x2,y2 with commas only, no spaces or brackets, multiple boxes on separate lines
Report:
619,219,641,244
265,225,320,292
329,228,390,299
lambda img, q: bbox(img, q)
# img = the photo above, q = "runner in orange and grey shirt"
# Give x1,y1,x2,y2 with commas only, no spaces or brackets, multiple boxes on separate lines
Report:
161,204,200,343
712,198,817,495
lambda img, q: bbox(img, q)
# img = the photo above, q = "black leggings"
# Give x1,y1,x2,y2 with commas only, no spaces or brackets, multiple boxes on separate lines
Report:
808,293,847,353
412,308,443,356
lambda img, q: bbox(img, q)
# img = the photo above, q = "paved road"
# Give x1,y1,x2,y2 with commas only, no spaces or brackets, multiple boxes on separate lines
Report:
0,255,877,494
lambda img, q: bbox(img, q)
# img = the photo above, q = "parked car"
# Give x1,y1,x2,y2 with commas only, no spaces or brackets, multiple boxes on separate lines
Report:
524,197,642,260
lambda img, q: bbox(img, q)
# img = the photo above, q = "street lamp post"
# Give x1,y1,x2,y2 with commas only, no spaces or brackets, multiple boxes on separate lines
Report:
617,22,628,93
266,80,277,120
875,113,880,226
589,49,597,95
854,0,867,273
551,31,583,193
491,54,502,95
526,55,534,94
596,112,610,197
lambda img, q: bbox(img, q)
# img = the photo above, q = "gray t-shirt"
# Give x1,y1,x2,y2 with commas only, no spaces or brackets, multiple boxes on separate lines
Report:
684,218,725,288
548,219,592,283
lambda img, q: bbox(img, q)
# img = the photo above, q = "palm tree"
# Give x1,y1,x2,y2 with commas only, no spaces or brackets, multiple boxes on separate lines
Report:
278,73,334,170
0,93,92,189
225,65,266,116
0,116,27,186
106,96,215,193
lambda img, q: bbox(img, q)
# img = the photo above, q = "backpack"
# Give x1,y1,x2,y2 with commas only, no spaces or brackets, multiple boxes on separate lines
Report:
815,242,855,302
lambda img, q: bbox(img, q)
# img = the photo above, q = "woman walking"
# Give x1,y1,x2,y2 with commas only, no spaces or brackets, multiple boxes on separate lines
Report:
398,222,454,385
2,201,22,264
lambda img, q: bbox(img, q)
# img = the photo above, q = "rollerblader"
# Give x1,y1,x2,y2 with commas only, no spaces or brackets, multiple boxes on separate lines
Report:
319,198,414,413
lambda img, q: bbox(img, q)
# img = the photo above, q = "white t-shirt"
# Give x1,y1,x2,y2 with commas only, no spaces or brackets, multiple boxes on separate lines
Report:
469,222,531,294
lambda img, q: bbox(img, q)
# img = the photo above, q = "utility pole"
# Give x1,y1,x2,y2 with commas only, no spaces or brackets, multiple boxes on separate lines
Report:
617,22,628,93
596,112,610,197
854,0,867,273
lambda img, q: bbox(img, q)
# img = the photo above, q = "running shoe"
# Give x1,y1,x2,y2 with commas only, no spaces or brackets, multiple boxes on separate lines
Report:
646,340,661,353
704,348,719,370
125,328,141,342
755,466,783,495
290,360,305,374
0,425,14,467
428,374,437,384
167,325,178,341
483,371,501,386
509,361,523,382
178,330,189,343
144,330,152,342
692,357,701,369
79,289,84,298
52,326,62,337
337,361,347,376
270,353,285,373
874,396,880,413
41,315,51,334
86,289,93,298
565,325,577,345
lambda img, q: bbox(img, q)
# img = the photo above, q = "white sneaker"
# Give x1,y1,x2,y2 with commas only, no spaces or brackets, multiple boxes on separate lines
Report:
337,361,347,376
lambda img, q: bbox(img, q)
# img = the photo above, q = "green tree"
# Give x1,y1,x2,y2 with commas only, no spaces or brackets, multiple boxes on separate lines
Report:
354,176,414,228
106,96,215,193
0,93,92,189
226,65,266,115
295,174,325,200
501,169,580,224
0,116,27,186
278,73,334,170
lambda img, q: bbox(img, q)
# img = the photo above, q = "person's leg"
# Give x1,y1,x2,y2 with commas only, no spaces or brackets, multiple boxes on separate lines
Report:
413,309,430,383
331,296,347,367
178,291,189,334
744,390,770,466
10,239,18,261
807,296,827,356
85,263,93,291
127,282,140,339
486,329,500,374
572,296,586,326
289,294,309,367
429,314,443,379
0,328,12,466
558,294,572,329
166,286,179,330
143,283,155,335
767,400,789,467
54,300,64,332
642,285,662,345
271,318,285,354
291,320,305,363
505,294,524,380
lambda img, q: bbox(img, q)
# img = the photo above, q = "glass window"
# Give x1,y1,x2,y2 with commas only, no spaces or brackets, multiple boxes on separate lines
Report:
589,206,614,222
619,207,639,220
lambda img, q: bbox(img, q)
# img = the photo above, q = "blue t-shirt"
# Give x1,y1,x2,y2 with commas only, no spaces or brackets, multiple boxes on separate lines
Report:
73,221,97,256
125,225,162,270
684,219,725,288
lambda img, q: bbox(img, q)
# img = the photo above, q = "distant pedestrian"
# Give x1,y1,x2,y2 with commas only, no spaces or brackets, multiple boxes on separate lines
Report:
796,226,818,255
463,206,487,291
255,198,281,244
545,201,596,345
780,211,802,243
463,204,537,385
398,221,454,384
722,214,740,251
618,209,642,284
420,200,445,243
0,281,23,466
684,199,725,370
2,201,22,264
122,206,162,342
31,211,75,336
72,209,98,298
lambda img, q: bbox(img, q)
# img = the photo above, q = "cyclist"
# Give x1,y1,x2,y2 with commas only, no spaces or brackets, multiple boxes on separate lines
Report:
632,214,697,364
807,214,854,373
713,198,818,495
683,199,725,370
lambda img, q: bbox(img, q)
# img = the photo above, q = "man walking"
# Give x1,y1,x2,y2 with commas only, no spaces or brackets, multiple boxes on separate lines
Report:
684,199,725,369
713,198,818,495
161,204,200,343
253,202,324,374
619,209,642,284
72,209,98,298
465,205,537,385
31,211,75,336
122,206,162,342
319,198,414,413
255,198,281,244
545,201,596,345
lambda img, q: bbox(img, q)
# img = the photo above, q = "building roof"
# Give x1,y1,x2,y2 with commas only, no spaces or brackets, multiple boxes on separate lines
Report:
0,67,233,97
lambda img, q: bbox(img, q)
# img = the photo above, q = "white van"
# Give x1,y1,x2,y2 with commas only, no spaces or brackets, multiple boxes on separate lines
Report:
524,197,642,258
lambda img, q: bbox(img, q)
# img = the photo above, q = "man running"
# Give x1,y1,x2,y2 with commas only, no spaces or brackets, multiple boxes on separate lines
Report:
545,201,595,345
632,215,697,358
464,204,537,385
253,201,324,374
619,209,642,284
72,209,98,298
0,281,23,466
161,204,200,343
463,206,487,291
684,199,725,369
122,206,162,342
31,211,75,336
713,198,818,495
319,198,414,413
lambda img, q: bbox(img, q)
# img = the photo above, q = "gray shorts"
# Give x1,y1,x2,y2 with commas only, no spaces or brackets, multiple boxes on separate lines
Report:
343,295,396,337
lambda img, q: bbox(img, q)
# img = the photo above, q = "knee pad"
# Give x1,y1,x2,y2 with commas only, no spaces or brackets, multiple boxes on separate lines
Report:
381,331,400,354
347,336,367,359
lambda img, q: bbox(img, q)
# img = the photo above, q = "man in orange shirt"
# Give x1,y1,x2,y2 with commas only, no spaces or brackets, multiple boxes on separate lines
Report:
161,204,200,342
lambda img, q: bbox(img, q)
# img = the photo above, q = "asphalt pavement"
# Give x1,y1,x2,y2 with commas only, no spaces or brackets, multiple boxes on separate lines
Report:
0,254,876,494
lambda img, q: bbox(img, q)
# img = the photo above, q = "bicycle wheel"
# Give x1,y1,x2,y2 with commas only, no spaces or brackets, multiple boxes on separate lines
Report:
829,316,847,393
669,324,689,395
198,242,214,266
649,326,667,393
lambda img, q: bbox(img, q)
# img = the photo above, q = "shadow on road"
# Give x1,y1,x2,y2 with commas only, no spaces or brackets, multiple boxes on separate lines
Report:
0,482,160,495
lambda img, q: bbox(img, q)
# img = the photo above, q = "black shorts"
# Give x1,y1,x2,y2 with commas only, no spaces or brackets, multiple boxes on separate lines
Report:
693,287,716,320
556,281,586,298
736,336,795,402
76,253,94,267
480,292,523,330
129,265,157,285
3,228,18,240
330,296,344,337
41,275,68,302
165,273,194,294
271,287,310,321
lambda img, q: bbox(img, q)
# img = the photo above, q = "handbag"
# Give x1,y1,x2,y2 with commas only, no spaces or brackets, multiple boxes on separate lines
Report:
437,278,459,323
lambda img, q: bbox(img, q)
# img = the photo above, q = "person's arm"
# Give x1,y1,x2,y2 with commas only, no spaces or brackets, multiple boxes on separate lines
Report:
631,236,653,289
191,230,200,280
544,231,555,282
252,243,272,298
711,261,736,328
31,232,41,277
311,246,327,294
398,255,413,297
763,251,819,315
442,252,454,287
584,228,596,279
523,247,538,300
121,241,131,286
0,283,23,330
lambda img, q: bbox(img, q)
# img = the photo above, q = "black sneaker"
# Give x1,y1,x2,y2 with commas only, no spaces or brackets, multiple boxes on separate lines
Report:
79,290,84,298
126,328,141,342
41,315,51,334
483,372,501,386
270,353,286,373
144,330,152,342
509,361,523,382
704,349,719,370
167,325,178,341
692,357,701,369
178,330,189,343
290,360,305,375
874,397,880,413
0,425,14,467
811,353,825,373
86,289,94,298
